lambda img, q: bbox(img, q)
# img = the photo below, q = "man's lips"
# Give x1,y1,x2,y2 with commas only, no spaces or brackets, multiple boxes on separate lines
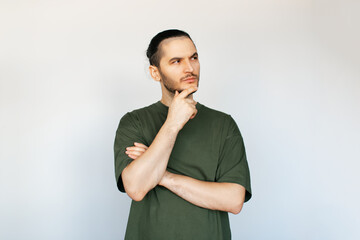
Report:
182,77,197,82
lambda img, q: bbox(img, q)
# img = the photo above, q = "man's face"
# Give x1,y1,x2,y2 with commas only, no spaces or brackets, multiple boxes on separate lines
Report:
157,37,200,94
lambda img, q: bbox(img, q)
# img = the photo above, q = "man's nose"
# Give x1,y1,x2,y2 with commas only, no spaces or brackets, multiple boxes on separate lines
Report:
184,60,194,72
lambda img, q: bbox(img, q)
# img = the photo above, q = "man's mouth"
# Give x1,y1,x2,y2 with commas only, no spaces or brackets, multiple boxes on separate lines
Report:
182,75,197,82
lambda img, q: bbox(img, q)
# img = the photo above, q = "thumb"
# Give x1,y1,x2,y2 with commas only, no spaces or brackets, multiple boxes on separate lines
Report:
175,90,179,96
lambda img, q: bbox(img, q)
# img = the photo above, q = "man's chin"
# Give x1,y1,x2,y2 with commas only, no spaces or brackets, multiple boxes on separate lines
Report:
176,89,198,97
178,83,199,94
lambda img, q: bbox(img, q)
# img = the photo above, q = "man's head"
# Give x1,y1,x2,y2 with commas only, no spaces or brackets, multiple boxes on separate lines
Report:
146,29,200,95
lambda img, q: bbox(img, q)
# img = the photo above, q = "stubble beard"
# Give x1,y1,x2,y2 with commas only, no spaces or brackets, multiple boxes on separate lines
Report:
159,69,199,94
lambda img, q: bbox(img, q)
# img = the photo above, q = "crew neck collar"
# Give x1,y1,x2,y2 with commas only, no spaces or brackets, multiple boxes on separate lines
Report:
155,100,202,113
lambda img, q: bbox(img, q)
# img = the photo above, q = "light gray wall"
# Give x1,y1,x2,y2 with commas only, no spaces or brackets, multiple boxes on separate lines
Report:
1,0,359,239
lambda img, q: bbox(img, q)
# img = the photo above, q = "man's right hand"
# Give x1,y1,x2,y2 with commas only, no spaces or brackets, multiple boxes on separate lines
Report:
166,86,198,131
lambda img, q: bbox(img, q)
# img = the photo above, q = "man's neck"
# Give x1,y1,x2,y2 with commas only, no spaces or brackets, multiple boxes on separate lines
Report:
160,90,194,107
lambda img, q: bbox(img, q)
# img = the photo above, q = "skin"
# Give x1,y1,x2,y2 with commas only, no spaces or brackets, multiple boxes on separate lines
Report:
149,36,200,106
122,36,246,214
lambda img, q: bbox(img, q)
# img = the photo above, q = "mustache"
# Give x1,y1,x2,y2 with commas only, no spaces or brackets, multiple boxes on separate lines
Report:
181,74,198,81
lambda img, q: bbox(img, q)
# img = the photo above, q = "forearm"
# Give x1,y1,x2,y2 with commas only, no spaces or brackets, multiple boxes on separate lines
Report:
159,172,246,214
122,121,179,201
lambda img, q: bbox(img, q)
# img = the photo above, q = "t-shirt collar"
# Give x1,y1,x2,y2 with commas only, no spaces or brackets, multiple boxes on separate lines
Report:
155,100,202,113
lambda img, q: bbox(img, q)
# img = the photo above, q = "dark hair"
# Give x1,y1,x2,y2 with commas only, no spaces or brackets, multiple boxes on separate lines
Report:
146,29,193,68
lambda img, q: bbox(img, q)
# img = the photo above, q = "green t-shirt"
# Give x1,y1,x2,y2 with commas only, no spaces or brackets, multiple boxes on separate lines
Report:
114,101,252,240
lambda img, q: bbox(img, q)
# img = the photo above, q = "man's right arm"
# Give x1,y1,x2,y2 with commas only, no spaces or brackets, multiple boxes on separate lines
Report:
121,87,198,201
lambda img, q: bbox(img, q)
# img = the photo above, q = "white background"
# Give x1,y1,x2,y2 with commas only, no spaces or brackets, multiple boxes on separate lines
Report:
1,0,359,239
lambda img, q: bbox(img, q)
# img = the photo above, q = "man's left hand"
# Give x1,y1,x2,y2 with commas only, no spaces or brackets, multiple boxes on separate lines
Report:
125,142,148,159
125,142,170,185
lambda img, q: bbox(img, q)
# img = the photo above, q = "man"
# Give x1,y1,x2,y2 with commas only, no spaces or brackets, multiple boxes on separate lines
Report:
114,29,252,240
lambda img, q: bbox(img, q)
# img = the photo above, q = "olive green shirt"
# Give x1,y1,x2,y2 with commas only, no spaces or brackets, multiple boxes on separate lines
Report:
114,101,252,240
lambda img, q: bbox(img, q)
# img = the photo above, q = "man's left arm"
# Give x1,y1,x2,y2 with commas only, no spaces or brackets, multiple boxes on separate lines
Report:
159,170,246,214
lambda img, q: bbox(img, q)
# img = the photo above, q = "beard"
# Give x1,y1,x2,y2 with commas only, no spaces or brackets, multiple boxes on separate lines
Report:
158,69,199,94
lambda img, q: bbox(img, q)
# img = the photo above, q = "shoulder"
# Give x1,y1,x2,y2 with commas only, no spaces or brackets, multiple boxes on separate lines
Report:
120,102,159,122
198,103,229,119
131,102,159,114
199,103,235,124
199,103,241,136
116,102,157,133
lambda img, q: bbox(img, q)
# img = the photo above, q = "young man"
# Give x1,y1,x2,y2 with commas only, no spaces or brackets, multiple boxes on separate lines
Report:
114,29,252,240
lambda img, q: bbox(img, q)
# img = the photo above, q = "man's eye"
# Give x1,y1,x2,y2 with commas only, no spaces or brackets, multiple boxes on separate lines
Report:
192,56,198,60
173,60,180,64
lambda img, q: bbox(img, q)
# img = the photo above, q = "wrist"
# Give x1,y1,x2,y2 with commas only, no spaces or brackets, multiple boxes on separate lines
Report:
159,171,173,187
163,119,181,134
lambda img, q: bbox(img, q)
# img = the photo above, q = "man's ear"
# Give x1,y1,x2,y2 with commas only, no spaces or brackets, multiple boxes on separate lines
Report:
149,65,161,82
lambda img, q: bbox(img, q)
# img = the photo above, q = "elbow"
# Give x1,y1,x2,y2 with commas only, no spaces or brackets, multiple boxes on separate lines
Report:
228,184,246,214
126,189,146,202
230,202,244,215
122,170,147,202
123,179,147,202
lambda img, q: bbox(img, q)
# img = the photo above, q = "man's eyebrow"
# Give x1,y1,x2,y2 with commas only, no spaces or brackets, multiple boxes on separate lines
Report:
168,52,198,62
191,52,198,58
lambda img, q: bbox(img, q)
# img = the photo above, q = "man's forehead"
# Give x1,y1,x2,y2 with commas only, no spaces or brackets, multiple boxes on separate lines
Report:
160,37,197,58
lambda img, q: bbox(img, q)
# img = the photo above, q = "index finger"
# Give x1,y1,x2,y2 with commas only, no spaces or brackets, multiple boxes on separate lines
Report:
134,142,148,149
177,86,198,99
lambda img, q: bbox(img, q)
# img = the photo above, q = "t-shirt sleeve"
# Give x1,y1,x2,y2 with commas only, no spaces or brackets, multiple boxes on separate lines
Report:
215,115,252,202
114,112,145,193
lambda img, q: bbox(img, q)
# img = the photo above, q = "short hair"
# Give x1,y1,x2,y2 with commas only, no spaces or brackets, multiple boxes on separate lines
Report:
146,29,194,68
